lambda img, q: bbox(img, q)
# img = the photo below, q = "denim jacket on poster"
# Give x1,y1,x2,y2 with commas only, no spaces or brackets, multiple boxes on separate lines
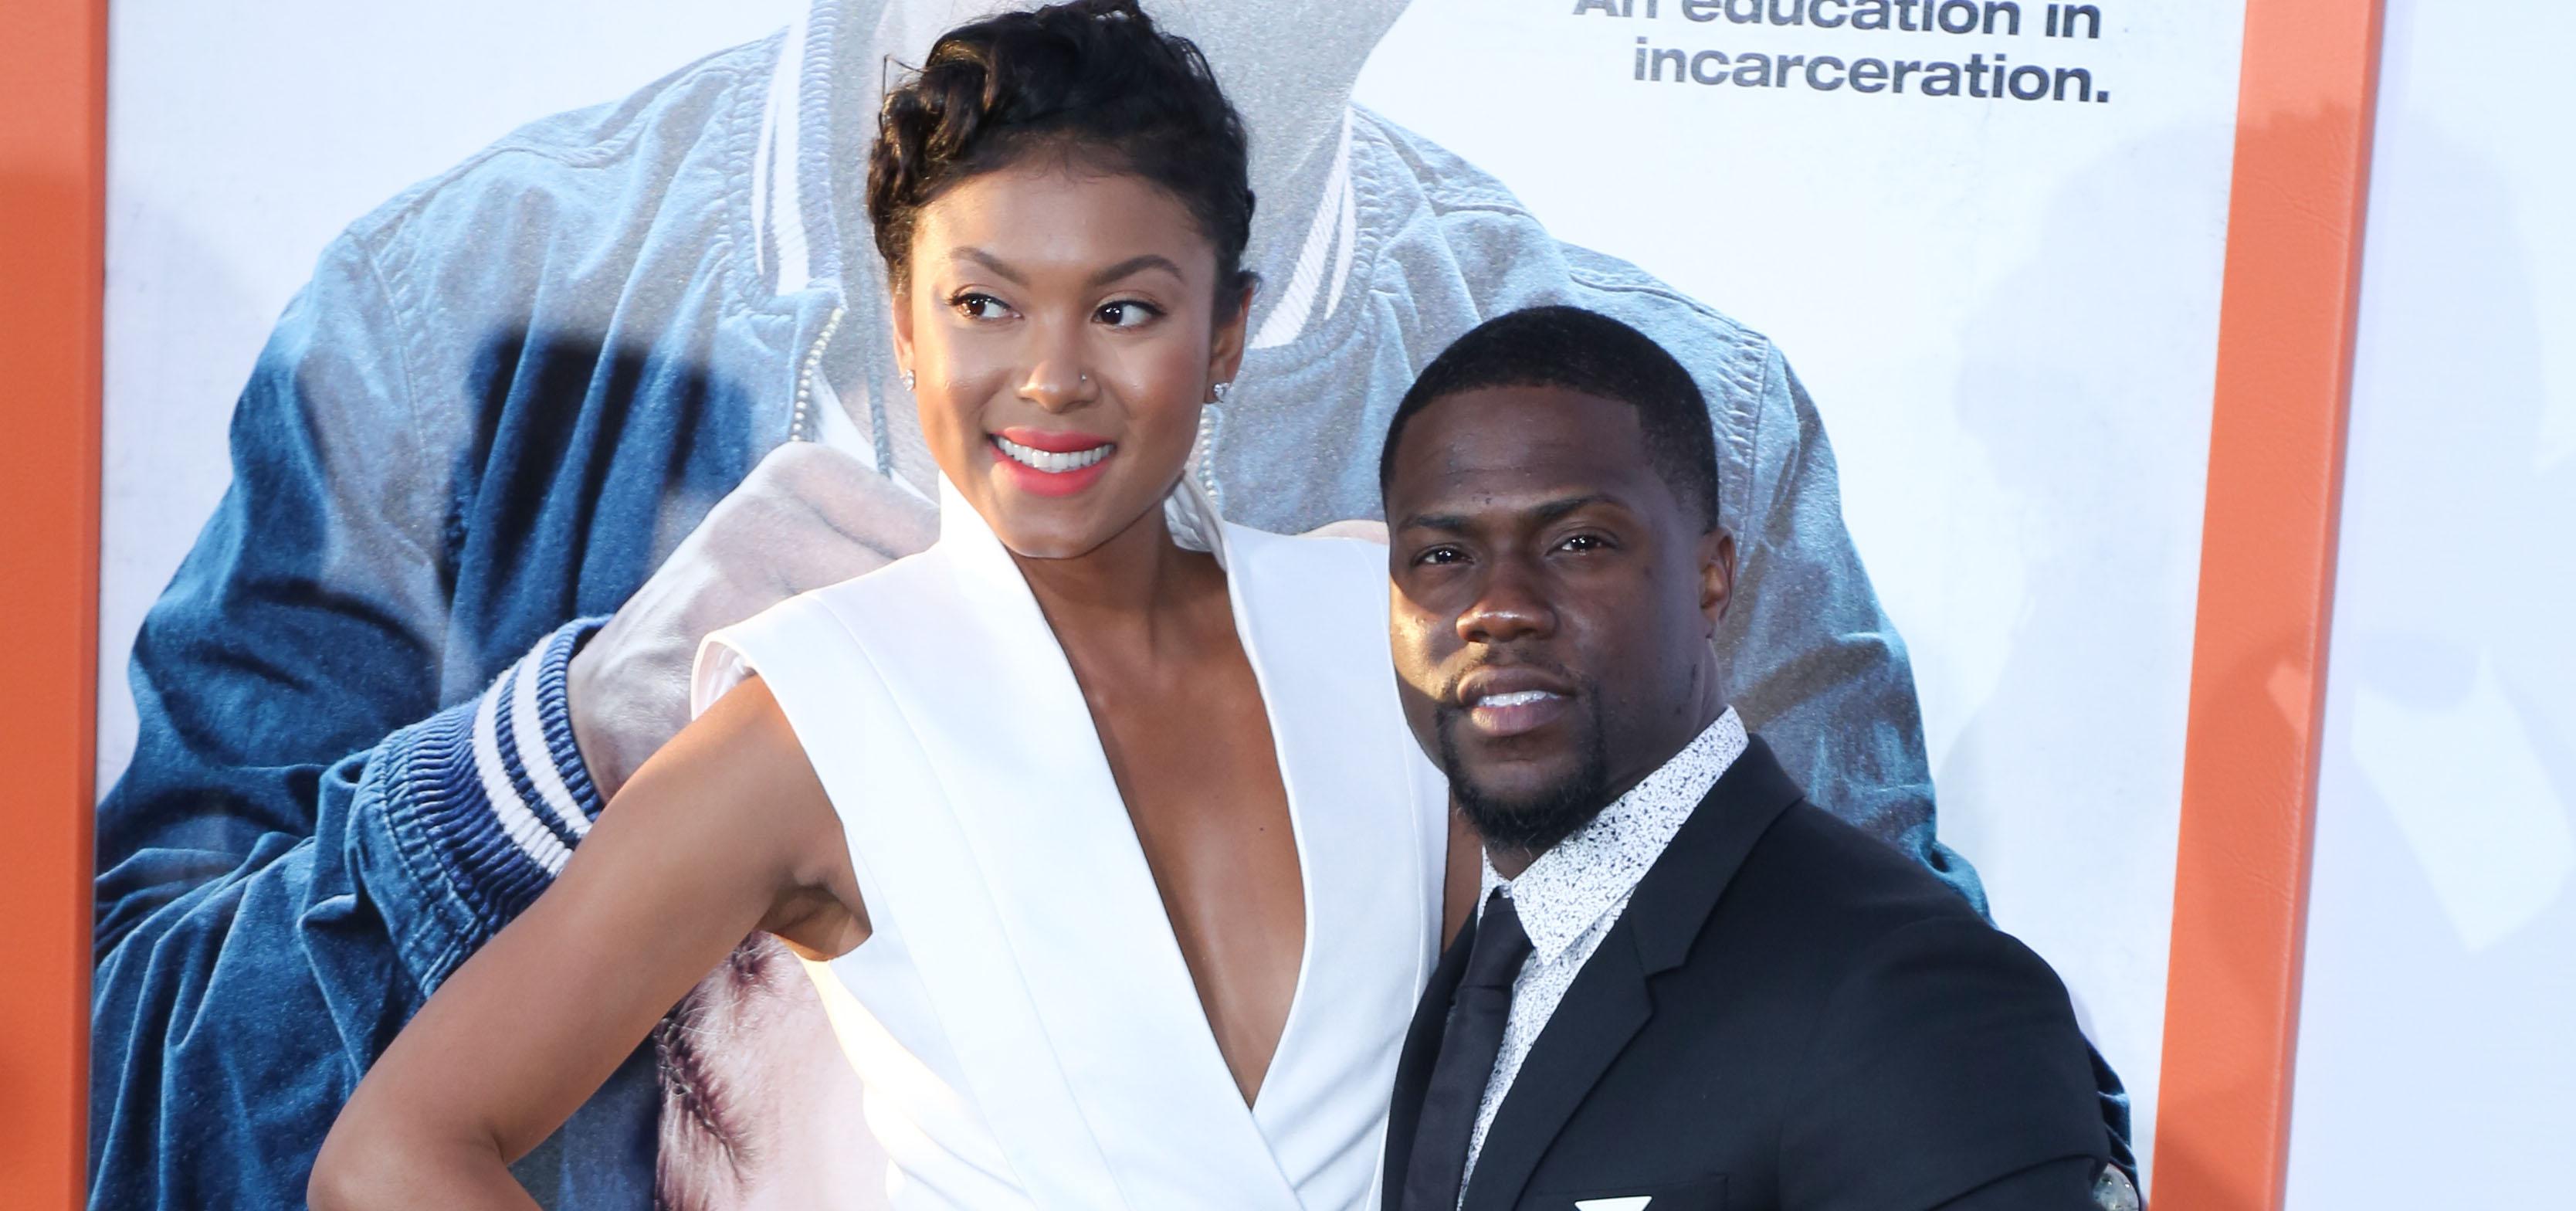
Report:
90,3,2122,1208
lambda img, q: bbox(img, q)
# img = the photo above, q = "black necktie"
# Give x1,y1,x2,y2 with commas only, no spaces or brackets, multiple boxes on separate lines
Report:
1401,889,1534,1211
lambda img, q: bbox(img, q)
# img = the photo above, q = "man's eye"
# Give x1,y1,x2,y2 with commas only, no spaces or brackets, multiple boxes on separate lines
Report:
1096,300,1163,328
1412,545,1467,567
951,293,1012,321
1559,533,1609,553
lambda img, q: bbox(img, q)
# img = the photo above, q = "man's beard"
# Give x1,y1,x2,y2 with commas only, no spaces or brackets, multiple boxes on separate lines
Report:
1433,692,1615,857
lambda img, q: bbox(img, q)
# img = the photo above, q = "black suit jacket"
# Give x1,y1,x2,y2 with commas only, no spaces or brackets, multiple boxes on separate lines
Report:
1383,738,2111,1211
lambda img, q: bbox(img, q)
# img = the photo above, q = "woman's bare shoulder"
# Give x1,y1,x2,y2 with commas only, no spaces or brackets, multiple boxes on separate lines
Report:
629,677,846,887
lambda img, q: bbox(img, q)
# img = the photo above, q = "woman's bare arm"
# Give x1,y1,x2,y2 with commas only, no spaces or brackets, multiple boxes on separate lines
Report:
310,677,864,1210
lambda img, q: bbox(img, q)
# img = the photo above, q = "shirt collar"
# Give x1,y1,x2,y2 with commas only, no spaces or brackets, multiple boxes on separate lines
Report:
1481,707,1749,965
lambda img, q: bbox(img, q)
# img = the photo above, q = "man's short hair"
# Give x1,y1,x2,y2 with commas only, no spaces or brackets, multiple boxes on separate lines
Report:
1377,305,1721,532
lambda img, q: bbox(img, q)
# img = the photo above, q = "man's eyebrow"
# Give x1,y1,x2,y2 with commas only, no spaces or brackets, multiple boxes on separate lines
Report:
1086,253,1184,289
1530,494,1615,524
951,247,1027,284
1395,495,1617,534
1395,511,1473,534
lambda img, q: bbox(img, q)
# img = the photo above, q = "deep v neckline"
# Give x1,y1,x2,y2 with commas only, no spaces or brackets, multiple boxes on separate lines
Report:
937,475,1321,1121
702,470,1442,1207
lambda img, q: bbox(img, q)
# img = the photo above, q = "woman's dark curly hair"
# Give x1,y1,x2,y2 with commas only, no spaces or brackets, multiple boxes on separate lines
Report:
866,0,1257,311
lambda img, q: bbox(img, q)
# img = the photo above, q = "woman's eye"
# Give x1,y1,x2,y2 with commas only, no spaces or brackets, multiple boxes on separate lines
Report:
1096,300,1163,328
951,293,1012,321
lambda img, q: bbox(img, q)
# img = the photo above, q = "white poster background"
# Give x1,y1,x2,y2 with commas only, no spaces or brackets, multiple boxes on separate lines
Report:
104,0,2247,1186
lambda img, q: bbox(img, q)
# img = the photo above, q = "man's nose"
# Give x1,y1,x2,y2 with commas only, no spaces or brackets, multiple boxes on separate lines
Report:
1456,561,1556,646
1017,322,1097,414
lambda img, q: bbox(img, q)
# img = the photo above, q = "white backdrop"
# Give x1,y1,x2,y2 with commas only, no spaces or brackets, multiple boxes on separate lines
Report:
104,0,2251,1184
2286,0,2576,1203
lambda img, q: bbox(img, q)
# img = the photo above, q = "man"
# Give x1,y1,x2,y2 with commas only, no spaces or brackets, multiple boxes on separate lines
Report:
1378,307,2131,1210
91,3,1999,1208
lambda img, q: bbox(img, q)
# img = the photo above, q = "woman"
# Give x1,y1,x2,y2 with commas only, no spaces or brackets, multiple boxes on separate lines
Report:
310,2,1463,1207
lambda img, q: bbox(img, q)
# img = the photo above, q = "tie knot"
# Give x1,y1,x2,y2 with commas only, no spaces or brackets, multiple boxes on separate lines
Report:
1463,889,1534,992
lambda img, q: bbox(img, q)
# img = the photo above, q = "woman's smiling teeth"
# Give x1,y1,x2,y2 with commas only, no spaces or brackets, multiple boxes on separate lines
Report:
993,435,1113,473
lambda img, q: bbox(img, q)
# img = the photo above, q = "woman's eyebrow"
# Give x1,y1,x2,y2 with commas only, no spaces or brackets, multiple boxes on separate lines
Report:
949,246,1027,284
1086,253,1183,288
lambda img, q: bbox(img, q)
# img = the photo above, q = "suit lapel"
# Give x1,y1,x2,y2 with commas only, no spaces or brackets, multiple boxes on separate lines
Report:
1383,912,1479,1205
1459,738,1808,1210
1623,737,1805,975
1458,930,1652,1211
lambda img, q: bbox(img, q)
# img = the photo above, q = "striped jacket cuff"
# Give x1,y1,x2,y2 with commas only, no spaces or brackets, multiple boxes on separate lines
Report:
378,616,611,948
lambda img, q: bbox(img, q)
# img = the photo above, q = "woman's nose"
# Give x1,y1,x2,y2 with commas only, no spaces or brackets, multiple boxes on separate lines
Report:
1017,327,1098,413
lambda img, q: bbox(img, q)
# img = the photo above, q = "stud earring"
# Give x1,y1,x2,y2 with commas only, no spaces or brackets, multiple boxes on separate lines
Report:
1211,381,1231,402
901,370,915,391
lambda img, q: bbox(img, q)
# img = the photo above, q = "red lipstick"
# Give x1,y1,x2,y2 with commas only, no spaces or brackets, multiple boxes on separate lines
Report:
989,428,1117,497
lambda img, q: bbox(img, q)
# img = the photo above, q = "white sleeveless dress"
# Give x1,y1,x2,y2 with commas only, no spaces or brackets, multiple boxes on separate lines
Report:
689,477,1450,1209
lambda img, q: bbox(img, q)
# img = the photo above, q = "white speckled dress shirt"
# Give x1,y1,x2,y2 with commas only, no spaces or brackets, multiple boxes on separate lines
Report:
1457,707,1750,1199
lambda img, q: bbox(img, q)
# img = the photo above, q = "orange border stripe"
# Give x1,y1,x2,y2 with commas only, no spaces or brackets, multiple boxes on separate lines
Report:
2154,0,2387,1206
0,0,106,1205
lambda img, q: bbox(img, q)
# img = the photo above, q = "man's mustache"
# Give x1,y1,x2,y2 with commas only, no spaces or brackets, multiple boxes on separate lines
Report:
1432,652,1590,712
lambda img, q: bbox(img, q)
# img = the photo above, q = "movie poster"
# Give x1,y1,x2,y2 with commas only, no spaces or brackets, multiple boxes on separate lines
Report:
97,0,2243,1203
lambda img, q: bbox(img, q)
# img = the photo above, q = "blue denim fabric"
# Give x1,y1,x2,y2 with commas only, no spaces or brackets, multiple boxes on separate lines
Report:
89,46,786,1200
89,5,2124,1207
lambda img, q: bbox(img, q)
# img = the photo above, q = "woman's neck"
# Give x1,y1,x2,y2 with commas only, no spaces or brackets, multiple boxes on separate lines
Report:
1009,504,1222,665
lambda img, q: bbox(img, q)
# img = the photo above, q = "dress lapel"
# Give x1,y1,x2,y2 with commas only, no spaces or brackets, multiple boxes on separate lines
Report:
839,477,1305,1208
1219,515,1444,1182
1459,738,1808,1210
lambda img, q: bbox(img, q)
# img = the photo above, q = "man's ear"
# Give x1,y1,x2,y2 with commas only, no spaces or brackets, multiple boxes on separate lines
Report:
1700,527,1737,634
1207,273,1256,395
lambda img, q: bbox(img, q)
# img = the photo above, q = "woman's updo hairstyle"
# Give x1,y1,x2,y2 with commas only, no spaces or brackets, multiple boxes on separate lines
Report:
867,0,1258,312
